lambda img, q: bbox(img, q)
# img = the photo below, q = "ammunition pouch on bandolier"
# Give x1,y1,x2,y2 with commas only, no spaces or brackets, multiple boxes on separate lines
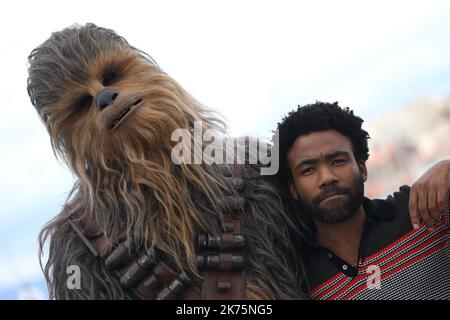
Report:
68,164,248,299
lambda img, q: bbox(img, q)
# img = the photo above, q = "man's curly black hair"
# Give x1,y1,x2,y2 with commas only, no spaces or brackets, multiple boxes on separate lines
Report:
276,101,370,186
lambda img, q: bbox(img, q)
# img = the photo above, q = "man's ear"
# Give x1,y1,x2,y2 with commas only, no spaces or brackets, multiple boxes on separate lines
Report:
289,182,299,200
359,160,368,182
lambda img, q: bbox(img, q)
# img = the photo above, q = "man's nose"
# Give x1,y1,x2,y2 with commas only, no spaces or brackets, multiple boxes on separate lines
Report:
96,89,118,111
318,166,338,188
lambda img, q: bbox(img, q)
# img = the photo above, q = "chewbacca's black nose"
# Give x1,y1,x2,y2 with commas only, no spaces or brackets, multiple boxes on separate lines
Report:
96,89,118,110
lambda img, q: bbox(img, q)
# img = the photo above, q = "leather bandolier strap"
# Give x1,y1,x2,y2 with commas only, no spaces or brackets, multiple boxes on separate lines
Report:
198,164,246,299
67,164,247,300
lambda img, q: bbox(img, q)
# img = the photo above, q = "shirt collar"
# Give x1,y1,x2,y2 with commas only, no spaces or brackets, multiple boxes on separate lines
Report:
363,196,396,221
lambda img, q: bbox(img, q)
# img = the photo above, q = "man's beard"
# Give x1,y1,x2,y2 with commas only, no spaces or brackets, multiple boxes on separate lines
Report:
295,172,365,224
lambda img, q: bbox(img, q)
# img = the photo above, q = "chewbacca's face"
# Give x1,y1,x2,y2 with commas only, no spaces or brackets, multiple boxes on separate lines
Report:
27,25,205,175
43,49,170,169
71,50,148,134
51,50,159,137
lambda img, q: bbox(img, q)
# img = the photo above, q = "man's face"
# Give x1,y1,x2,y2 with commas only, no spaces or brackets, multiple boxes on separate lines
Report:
287,129,367,224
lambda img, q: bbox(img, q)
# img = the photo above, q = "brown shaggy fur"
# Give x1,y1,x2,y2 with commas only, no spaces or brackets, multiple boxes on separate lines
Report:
27,23,306,299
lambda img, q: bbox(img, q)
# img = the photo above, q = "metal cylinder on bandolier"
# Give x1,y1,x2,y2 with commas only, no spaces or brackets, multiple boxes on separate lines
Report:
197,234,246,251
156,273,192,300
105,239,134,271
142,274,163,291
120,248,159,289
196,254,245,271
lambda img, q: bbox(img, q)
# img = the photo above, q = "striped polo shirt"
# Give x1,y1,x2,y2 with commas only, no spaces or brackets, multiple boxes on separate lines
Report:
303,185,450,300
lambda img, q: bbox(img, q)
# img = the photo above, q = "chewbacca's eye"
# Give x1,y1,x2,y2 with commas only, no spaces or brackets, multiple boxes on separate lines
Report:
102,72,118,86
75,95,93,114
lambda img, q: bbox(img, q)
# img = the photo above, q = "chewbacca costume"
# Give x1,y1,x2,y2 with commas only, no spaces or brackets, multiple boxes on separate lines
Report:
28,24,306,300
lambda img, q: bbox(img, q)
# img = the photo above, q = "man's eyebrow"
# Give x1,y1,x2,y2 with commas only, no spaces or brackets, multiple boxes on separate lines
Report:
325,150,351,159
296,157,319,169
295,150,350,169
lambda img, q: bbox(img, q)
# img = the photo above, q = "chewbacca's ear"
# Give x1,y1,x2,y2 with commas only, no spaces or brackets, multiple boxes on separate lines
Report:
289,182,299,200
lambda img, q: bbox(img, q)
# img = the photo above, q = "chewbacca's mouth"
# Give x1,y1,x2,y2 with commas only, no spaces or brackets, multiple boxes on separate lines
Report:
109,97,144,132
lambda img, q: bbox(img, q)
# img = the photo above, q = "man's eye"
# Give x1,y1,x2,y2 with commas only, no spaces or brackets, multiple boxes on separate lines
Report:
302,168,314,175
333,159,346,165
102,72,118,86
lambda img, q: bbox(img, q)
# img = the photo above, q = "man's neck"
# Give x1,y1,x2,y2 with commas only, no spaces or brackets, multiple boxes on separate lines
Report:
314,206,366,266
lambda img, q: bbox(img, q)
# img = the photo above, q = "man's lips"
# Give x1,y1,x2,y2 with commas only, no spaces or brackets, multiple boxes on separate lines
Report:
312,187,352,207
108,96,144,132
320,192,347,203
